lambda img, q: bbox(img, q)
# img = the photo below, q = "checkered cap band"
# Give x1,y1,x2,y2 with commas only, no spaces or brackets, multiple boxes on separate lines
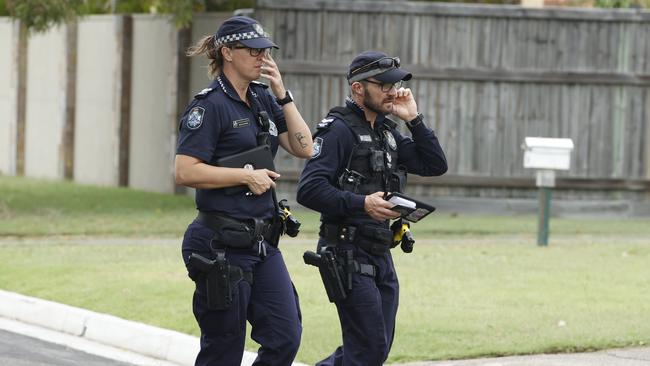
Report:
214,31,268,48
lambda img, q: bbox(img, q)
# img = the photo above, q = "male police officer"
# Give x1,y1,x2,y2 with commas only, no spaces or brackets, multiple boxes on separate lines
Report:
176,16,312,366
297,51,447,366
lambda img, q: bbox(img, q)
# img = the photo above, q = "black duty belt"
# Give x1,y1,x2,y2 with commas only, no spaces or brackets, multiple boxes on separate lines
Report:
197,211,277,244
320,222,392,256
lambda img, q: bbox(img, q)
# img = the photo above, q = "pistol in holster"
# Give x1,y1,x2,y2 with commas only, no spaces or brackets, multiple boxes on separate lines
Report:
391,218,416,253
303,249,347,303
188,252,246,310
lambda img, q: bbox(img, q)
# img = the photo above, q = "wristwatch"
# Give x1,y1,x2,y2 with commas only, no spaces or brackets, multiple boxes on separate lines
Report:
276,90,294,106
406,113,424,128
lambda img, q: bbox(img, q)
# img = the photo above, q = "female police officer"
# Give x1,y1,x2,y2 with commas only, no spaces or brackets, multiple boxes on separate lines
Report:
175,16,312,366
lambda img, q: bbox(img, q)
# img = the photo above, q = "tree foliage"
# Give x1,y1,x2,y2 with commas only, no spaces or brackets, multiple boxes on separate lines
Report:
3,0,255,32
0,0,8,16
6,0,83,32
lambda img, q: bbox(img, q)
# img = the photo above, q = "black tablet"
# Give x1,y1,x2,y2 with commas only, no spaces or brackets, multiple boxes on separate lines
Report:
385,192,436,223
216,145,275,195
216,145,275,171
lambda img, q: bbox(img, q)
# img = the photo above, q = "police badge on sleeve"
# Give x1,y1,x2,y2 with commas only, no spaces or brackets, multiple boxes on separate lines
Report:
311,137,323,158
187,107,205,130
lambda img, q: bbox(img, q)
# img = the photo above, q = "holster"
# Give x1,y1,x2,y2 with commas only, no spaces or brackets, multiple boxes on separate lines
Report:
303,249,347,303
188,252,252,310
303,248,376,303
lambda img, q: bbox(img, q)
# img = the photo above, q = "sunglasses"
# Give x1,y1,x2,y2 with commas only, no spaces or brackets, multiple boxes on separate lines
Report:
351,57,401,76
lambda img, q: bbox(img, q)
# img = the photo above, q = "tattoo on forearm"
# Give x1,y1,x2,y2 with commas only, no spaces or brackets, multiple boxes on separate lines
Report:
295,132,308,149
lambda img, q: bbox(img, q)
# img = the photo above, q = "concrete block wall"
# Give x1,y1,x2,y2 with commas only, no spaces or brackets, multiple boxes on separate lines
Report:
128,15,179,193
0,19,17,176
73,16,123,186
0,14,232,192
24,25,67,179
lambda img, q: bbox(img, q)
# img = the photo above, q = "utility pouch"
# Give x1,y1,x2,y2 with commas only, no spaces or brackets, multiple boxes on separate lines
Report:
338,169,366,193
303,249,347,303
213,221,255,248
197,212,255,249
357,226,393,255
389,165,408,192
189,252,243,310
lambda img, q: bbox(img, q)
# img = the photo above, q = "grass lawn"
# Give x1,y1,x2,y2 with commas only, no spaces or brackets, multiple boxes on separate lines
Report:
1,176,650,364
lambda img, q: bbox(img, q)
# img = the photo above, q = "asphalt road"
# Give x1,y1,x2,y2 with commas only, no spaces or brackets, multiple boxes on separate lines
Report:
0,329,134,366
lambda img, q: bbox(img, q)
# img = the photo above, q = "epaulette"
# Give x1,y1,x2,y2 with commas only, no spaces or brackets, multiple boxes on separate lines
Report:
250,80,269,89
194,87,215,99
316,116,336,131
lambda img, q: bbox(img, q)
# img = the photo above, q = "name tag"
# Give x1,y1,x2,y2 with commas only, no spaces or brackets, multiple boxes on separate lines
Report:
359,135,372,142
232,118,250,128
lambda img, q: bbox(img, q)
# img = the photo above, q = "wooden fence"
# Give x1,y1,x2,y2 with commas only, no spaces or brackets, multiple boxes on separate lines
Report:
255,0,650,200
2,1,650,202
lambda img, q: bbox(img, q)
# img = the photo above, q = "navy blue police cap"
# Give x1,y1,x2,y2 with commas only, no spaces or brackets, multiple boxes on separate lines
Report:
214,16,278,49
347,51,412,84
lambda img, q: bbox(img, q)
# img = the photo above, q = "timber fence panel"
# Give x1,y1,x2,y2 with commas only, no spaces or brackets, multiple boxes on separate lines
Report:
256,0,650,199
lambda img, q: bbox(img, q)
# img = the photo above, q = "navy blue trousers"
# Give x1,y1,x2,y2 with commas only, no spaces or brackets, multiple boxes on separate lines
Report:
315,240,399,366
181,221,302,366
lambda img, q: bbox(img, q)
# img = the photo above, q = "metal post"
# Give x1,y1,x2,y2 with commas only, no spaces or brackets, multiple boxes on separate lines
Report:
537,187,551,246
535,170,555,246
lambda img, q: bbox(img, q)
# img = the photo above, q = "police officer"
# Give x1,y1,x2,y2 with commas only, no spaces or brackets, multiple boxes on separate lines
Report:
297,51,448,366
175,16,312,366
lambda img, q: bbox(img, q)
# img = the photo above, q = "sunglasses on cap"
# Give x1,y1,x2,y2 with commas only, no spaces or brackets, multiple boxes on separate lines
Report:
351,57,400,77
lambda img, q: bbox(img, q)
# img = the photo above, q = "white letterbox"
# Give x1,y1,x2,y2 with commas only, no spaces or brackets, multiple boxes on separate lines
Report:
522,137,574,171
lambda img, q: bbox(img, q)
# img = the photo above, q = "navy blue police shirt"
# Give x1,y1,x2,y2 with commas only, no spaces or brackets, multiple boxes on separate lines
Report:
297,98,447,227
177,74,287,220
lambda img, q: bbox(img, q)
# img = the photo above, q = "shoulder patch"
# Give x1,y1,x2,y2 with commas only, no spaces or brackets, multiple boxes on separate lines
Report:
186,106,205,129
311,137,324,159
317,117,335,130
194,87,214,99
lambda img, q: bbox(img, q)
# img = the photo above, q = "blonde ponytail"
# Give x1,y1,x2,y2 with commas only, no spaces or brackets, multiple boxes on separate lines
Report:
187,35,224,80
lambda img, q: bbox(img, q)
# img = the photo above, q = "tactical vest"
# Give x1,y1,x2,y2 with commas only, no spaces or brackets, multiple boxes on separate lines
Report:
325,106,407,195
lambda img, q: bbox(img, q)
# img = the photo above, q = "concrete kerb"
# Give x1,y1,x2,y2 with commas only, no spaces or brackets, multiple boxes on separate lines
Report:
0,290,308,366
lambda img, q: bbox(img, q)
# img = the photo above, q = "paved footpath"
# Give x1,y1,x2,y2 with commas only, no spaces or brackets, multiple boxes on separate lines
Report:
391,347,650,366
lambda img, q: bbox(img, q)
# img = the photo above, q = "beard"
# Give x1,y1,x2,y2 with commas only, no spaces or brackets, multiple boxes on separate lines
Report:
363,88,393,116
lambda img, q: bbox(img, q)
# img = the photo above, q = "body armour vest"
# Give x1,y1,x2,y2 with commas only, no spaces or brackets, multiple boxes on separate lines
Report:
326,106,407,195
